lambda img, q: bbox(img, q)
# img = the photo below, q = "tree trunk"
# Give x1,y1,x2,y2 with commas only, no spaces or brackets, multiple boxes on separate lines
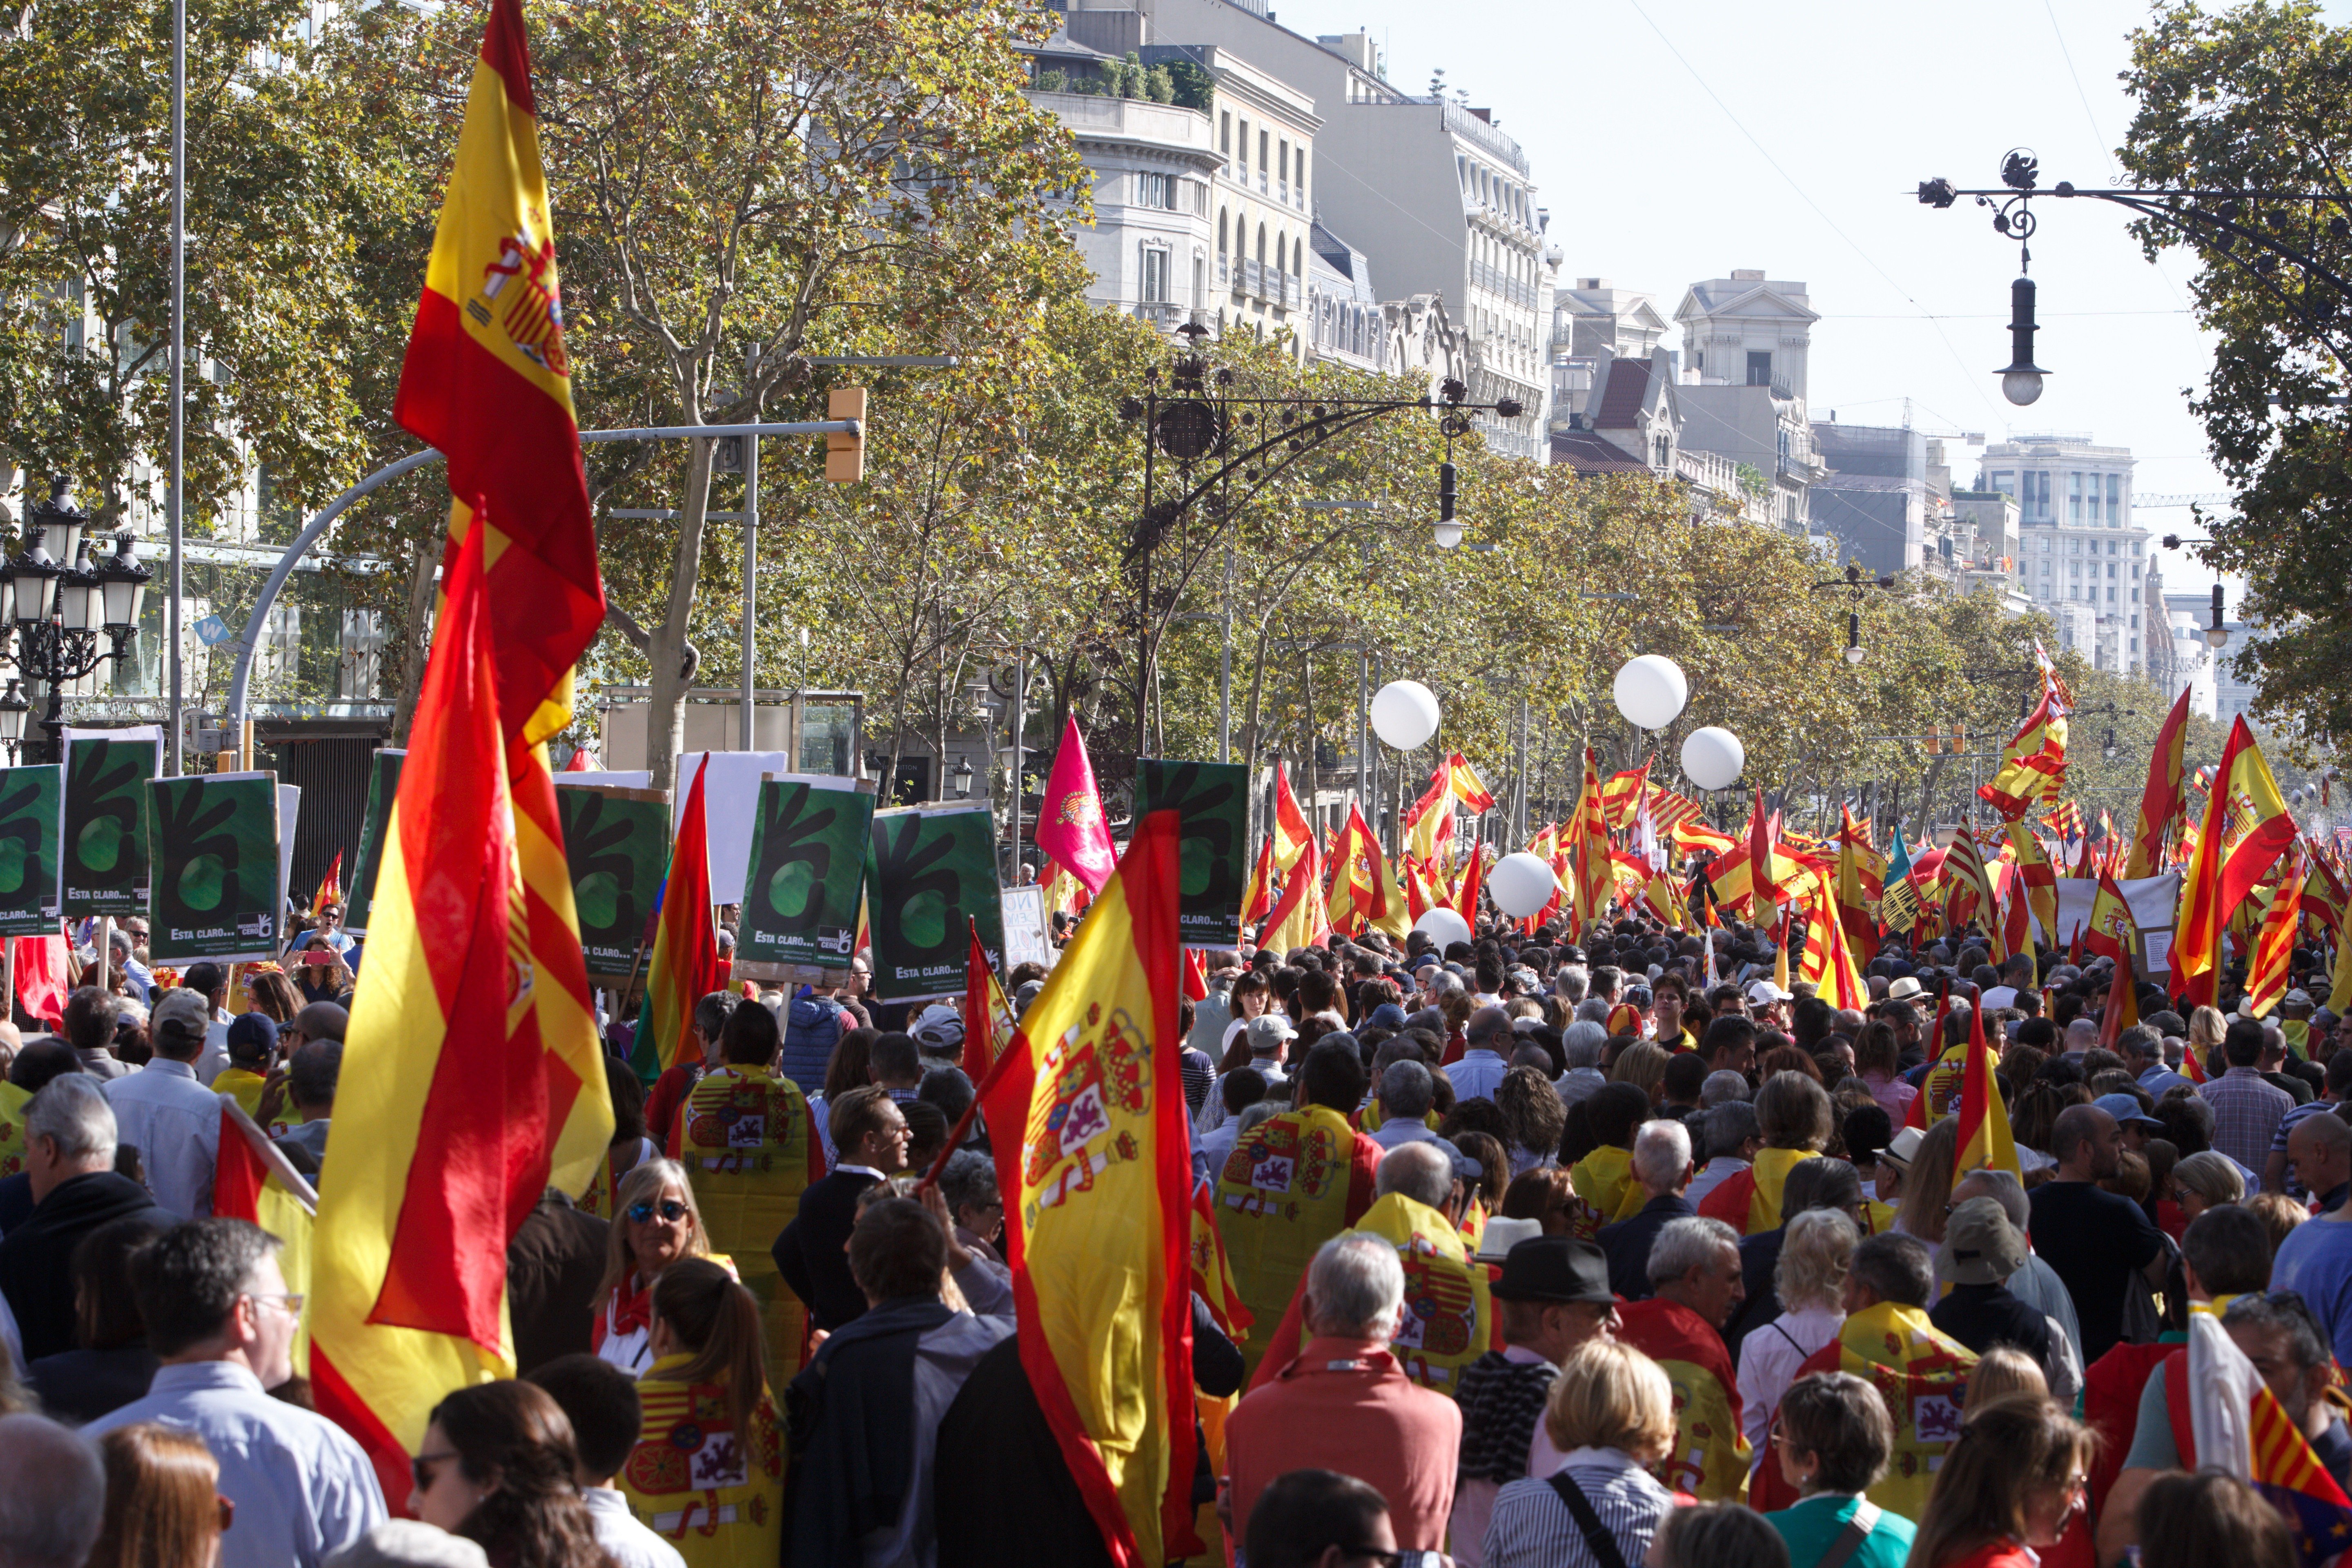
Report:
644,437,721,793
390,533,441,746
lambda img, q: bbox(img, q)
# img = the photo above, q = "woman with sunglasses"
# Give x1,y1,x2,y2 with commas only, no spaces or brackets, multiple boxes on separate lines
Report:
617,1258,784,1568
409,1380,612,1568
1903,1394,2094,1568
85,1423,233,1568
593,1160,724,1375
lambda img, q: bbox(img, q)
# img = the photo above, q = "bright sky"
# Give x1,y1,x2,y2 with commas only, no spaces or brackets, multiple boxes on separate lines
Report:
1274,0,2352,551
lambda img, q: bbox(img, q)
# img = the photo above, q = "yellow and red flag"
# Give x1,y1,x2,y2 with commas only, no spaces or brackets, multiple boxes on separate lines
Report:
309,852,345,921
310,521,610,1506
1238,834,1275,931
1270,762,1315,873
1797,892,1868,1009
1446,753,1496,813
1755,1302,1976,1521
634,753,718,1079
1942,828,2005,960
1953,1000,2019,1180
1402,762,1451,867
1568,750,1613,936
1614,1298,1751,1501
2084,869,2143,1051
1645,784,1704,837
1325,801,1387,936
2125,686,2194,879
1259,836,1331,953
2247,851,2305,1019
1600,760,1650,832
964,917,1015,1081
979,811,1193,1567
1452,838,1487,925
2003,818,2059,947
1980,660,2071,821
214,1102,317,1376
2174,717,2297,1009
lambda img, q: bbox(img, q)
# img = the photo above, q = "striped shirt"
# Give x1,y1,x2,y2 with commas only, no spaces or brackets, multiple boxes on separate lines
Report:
1483,1448,1672,1568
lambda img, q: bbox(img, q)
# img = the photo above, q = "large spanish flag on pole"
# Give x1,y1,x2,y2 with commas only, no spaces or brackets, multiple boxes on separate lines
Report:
2125,686,2193,879
980,811,1193,1567
318,0,612,1505
1953,998,2020,1180
2174,717,2296,1009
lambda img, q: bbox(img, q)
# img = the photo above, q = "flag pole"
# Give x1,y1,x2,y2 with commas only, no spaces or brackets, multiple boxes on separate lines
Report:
166,0,186,773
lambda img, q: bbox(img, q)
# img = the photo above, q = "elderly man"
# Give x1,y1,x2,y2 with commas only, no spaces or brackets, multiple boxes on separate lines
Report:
2201,1016,2296,1173
2119,1022,2192,1099
1248,1142,1488,1396
1224,1233,1463,1555
1686,1099,1759,1209
1368,1060,1441,1152
1447,1237,1619,1566
1448,1007,1515,1103
2027,1102,2169,1364
87,1219,387,1568
0,1076,167,1361
1614,1215,1748,1501
0,1413,107,1568
1596,1120,1697,1301
1553,1021,1608,1107
2100,1290,2352,1564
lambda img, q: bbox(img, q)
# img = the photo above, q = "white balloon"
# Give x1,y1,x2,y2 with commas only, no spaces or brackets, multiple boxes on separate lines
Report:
1680,726,1746,792
1613,655,1688,731
1411,907,1472,951
1370,680,1442,750
1488,852,1558,919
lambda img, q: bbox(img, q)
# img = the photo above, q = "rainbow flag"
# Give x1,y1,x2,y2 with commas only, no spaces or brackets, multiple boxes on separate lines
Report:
979,811,1193,1566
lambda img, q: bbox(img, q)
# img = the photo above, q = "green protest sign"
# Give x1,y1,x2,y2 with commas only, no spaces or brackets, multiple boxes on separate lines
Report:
343,749,404,935
1136,758,1250,949
63,733,159,918
866,803,1000,1003
554,784,672,980
0,765,62,935
147,772,283,962
735,773,875,984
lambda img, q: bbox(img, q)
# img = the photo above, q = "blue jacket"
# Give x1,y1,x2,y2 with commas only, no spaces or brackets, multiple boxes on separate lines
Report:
780,994,844,1091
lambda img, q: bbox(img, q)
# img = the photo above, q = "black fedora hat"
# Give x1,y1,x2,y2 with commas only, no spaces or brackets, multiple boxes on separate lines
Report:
1490,1236,1614,1306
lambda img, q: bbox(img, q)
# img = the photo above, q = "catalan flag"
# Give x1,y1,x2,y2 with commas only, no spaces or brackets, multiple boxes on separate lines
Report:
1568,750,1613,937
980,811,1194,1566
2247,850,2306,1020
1600,760,1650,831
2185,1311,2352,1566
1943,828,2005,960
1644,784,1704,837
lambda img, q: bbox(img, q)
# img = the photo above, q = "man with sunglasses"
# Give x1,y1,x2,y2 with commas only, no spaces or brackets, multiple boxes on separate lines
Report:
85,1217,386,1568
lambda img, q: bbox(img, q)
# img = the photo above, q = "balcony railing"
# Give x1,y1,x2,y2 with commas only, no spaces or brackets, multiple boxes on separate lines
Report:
1241,258,1262,298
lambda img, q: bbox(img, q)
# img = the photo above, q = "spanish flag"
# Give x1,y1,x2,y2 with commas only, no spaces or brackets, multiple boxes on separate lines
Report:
1403,763,1452,868
1953,999,2019,1180
1325,800,1385,936
2125,686,2194,879
214,1102,317,1376
1754,1300,1976,1521
1271,761,1315,872
2174,717,2296,1009
310,522,610,1508
980,811,1193,1567
1979,681,2070,821
1615,1297,1751,1501
1238,833,1275,931
634,753,718,1079
1446,753,1497,813
1259,835,1330,953
964,916,1015,1081
309,852,345,921
2004,818,2059,946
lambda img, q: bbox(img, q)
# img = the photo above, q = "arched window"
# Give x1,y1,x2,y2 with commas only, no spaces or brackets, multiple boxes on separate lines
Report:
1218,210,1228,254
1275,232,1285,274
1256,224,1266,265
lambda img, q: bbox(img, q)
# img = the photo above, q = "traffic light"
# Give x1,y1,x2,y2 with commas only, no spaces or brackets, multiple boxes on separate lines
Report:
826,385,866,484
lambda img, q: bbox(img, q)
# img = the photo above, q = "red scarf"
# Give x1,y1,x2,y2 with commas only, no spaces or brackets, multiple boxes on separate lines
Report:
611,1277,654,1339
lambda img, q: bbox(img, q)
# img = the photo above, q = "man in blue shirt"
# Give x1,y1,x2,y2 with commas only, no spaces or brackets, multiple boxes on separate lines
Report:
87,1218,386,1568
2273,1172,2352,1369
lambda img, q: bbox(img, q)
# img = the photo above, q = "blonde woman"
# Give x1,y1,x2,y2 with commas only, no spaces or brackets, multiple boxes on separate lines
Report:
1962,1345,2048,1412
1610,1042,1671,1108
1484,1339,1678,1568
2167,1149,2245,1221
593,1158,724,1374
1738,1207,1859,1458
2187,1005,2227,1083
1895,1116,1963,1245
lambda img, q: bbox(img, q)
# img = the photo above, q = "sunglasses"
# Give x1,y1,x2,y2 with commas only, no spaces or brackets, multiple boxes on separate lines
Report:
628,1199,690,1225
411,1450,459,1494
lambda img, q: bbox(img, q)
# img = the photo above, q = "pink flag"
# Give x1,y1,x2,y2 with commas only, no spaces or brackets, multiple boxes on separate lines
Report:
1035,714,1117,894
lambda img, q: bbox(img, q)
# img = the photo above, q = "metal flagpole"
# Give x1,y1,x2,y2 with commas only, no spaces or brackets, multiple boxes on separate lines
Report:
166,0,185,773
739,345,759,752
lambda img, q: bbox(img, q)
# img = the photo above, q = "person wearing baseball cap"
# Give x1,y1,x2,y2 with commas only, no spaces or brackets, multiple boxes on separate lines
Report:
1449,1236,1619,1562
100,988,223,1220
2092,1093,2165,1151
910,1002,964,1065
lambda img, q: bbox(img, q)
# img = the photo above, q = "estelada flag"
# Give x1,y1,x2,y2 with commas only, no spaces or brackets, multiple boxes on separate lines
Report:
1037,715,1118,895
1614,1297,1750,1501
1953,999,2020,1180
2247,851,2306,1020
2175,717,2296,1008
311,521,611,1507
214,1100,318,1376
2126,686,2194,879
310,852,345,920
633,753,718,1080
964,917,1015,1081
978,810,1193,1567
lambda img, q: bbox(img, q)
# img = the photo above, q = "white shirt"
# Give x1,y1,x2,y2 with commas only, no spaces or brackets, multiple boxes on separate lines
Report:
1737,1304,1845,1455
1449,1049,1511,1104
1982,985,2020,1011
1685,1156,1750,1209
103,1057,222,1218
582,1486,687,1568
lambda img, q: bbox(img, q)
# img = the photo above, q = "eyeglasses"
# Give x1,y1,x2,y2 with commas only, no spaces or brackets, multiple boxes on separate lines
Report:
246,1291,304,1317
411,1450,461,1494
215,1494,235,1533
627,1199,690,1225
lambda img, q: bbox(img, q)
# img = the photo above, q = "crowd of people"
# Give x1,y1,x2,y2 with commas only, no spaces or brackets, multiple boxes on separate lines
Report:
1,889,2348,1568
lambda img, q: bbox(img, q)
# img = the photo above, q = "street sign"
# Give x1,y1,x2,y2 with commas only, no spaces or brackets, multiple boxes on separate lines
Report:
194,614,230,646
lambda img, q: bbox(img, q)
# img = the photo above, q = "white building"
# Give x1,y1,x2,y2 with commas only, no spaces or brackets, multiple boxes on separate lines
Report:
1094,0,1554,458
1673,270,1824,534
1978,434,2152,677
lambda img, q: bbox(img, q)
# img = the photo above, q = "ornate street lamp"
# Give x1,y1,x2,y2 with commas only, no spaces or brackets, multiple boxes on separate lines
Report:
4,483,148,764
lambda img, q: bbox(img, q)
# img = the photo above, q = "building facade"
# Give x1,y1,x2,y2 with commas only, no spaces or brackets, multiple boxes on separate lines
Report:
1977,434,2152,678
